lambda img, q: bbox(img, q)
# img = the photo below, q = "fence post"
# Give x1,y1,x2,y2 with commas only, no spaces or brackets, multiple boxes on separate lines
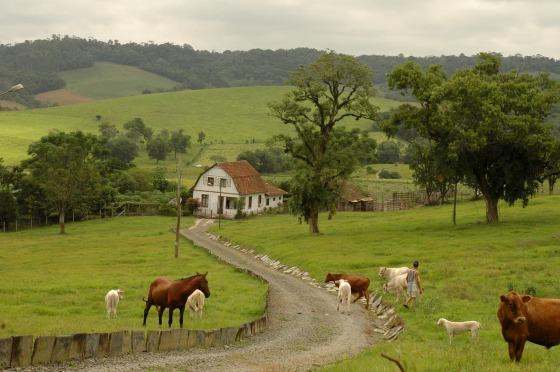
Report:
15,219,18,232
2,221,5,232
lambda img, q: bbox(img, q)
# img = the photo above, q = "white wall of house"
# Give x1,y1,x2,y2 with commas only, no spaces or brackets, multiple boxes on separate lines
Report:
193,167,239,218
192,166,285,219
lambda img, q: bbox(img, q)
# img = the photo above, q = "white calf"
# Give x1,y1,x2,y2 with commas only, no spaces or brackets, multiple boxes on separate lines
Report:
336,279,352,314
105,289,124,319
186,289,205,318
378,267,409,282
382,273,408,303
437,318,481,343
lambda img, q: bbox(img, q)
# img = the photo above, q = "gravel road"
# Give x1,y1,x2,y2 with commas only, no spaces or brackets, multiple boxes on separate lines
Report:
38,219,377,371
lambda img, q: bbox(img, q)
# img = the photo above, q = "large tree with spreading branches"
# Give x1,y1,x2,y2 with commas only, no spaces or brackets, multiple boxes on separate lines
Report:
269,52,379,234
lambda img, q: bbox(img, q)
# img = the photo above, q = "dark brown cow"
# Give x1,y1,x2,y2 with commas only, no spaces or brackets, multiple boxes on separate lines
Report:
498,291,560,362
325,272,370,309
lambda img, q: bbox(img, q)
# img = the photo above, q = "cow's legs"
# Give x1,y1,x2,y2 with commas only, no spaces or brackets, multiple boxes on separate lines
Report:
179,306,185,328
508,342,516,361
158,306,165,326
364,290,370,309
168,307,174,328
515,340,526,362
448,332,453,344
143,303,152,326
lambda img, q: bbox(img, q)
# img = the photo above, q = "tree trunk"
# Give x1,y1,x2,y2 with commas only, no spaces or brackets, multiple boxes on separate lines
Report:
59,207,66,234
452,181,458,226
549,177,556,195
484,194,499,224
309,210,320,234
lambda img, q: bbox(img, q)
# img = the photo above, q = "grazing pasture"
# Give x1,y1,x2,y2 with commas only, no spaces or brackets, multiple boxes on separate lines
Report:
0,86,402,165
0,216,267,337
212,196,560,371
58,62,179,100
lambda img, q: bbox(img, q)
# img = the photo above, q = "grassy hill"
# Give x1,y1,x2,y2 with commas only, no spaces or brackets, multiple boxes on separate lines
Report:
0,86,403,165
0,216,267,337
212,196,560,371
58,62,179,99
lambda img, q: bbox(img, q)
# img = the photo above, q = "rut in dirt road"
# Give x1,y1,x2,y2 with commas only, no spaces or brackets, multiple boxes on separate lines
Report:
57,219,379,372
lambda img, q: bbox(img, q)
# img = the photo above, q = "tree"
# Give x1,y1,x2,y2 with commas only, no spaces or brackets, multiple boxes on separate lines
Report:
386,53,559,223
98,122,119,140
170,129,191,159
0,190,17,230
24,131,103,234
377,141,401,163
270,52,379,234
106,136,139,168
147,135,170,163
197,131,206,145
544,140,560,194
123,117,153,143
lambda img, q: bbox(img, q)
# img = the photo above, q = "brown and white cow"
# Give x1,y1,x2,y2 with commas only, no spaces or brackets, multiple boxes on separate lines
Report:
325,272,370,309
498,291,560,362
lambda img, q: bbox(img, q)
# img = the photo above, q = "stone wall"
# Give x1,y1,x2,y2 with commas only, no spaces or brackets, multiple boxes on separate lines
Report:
0,314,268,368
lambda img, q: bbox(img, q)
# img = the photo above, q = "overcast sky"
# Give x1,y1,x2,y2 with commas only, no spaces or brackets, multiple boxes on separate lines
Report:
1,0,559,58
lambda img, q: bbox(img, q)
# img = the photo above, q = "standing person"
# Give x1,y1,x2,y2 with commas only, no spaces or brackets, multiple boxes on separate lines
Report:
404,260,423,308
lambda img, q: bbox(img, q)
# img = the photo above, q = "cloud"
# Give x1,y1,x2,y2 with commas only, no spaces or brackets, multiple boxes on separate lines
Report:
1,0,558,58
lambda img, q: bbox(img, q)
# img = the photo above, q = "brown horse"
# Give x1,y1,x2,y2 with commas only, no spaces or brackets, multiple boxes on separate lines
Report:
143,272,211,328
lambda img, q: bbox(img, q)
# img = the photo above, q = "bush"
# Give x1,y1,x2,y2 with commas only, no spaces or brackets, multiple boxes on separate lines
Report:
378,169,401,179
366,166,376,174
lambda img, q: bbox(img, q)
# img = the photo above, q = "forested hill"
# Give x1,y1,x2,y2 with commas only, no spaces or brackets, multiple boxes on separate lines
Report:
2,36,560,106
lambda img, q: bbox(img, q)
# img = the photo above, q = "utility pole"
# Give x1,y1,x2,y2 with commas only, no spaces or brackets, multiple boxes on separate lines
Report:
218,181,222,229
174,153,183,258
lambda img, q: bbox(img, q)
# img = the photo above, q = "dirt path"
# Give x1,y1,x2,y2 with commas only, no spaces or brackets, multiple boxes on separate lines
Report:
60,219,377,371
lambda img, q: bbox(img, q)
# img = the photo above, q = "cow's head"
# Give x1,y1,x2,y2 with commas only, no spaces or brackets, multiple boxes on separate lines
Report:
436,318,445,326
499,292,530,324
382,283,389,293
325,273,336,283
117,289,124,300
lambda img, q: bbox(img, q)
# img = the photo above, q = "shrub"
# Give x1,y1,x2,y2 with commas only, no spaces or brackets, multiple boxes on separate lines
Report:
366,166,376,174
185,197,200,215
378,169,401,179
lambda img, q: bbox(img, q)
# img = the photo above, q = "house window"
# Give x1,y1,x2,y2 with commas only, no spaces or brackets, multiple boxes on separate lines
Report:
201,194,209,207
258,195,262,206
220,178,228,188
248,196,253,209
225,197,236,210
266,198,270,206
273,197,276,201
207,177,214,186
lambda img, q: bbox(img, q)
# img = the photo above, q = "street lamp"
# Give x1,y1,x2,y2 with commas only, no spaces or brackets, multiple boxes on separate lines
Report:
0,84,24,97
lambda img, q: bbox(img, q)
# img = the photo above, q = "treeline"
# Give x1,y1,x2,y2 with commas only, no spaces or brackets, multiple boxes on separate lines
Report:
0,118,203,233
2,35,560,107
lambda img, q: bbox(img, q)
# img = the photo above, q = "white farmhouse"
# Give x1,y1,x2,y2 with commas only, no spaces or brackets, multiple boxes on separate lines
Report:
192,160,288,219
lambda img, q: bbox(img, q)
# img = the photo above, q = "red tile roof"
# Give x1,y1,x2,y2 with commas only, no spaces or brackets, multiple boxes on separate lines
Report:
215,160,287,196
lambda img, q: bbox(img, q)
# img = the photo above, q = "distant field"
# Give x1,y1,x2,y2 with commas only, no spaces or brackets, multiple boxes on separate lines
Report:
0,216,267,337
58,62,179,99
0,100,26,110
35,88,94,106
212,196,560,371
0,86,402,165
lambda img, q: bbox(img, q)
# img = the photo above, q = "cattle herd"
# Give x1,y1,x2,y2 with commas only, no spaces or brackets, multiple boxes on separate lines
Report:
101,266,559,363
325,266,560,363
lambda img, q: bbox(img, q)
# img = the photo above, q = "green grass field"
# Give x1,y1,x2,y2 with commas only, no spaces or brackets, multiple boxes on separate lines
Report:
59,62,179,99
210,196,560,371
0,86,402,165
0,216,267,337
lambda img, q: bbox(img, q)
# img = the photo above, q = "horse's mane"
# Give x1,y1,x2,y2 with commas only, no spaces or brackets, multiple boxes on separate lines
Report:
175,273,203,282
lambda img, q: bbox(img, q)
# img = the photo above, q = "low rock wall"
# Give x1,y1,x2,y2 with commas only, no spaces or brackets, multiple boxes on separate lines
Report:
0,314,268,368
